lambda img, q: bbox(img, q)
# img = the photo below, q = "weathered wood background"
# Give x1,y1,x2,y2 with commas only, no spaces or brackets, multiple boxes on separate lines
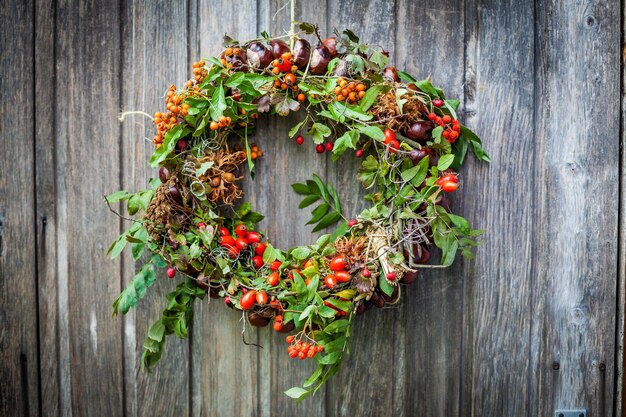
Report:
0,0,622,415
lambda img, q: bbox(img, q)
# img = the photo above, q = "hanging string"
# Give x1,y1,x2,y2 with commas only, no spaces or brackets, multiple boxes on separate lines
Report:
273,0,297,49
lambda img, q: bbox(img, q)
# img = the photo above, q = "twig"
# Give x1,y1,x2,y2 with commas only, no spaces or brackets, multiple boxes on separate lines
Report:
104,195,139,223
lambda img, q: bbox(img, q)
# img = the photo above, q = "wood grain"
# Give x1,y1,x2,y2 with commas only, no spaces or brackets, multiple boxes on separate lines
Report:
0,1,40,416
460,0,537,416
324,1,402,416
395,1,467,416
55,0,124,414
35,0,61,415
120,1,191,416
532,1,621,416
188,1,263,416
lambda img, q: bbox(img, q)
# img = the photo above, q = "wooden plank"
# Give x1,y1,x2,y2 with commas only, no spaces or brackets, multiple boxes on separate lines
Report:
0,1,40,416
188,2,262,416
531,1,621,416
394,1,467,416
618,2,626,416
253,1,331,415
119,1,191,416
34,0,61,415
323,1,403,416
54,0,124,414
461,0,536,415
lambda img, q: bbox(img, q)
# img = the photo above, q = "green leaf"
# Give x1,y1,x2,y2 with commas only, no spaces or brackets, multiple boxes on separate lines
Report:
147,319,166,342
379,275,395,296
397,70,417,83
331,101,373,121
414,79,439,97
318,351,343,365
292,182,310,195
262,244,280,265
289,120,305,138
149,125,189,167
291,247,312,261
303,364,325,388
308,122,332,144
312,211,342,232
324,319,349,334
210,82,227,121
460,126,491,162
331,130,359,159
298,195,319,209
106,190,131,202
293,271,308,298
284,387,309,400
324,298,352,312
356,124,385,141
447,213,471,234
437,154,455,171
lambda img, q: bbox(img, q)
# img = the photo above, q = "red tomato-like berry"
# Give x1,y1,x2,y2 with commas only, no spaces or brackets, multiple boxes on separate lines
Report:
441,181,459,192
254,242,267,256
246,231,261,244
219,227,230,236
256,291,268,306
324,275,338,288
267,271,280,286
270,260,282,271
166,268,176,279
387,139,400,154
335,270,351,283
296,135,304,145
437,174,458,186
240,290,257,310
219,235,236,247
384,128,396,144
235,237,249,250
362,268,371,277
432,99,444,107
329,256,347,271
235,224,248,237
251,255,264,269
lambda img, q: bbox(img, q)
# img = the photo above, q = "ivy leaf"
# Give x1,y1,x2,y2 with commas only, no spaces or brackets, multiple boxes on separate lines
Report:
369,50,388,69
331,130,359,159
308,122,331,144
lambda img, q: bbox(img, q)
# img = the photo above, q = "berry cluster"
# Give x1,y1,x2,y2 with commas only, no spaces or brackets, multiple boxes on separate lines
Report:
323,255,351,289
271,53,307,103
437,173,459,193
334,77,368,104
191,60,207,83
427,112,461,144
285,335,325,360
217,223,266,263
383,128,401,154
152,85,190,146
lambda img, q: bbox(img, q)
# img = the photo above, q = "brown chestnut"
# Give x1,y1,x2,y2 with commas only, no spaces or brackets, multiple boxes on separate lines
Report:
383,66,399,82
159,166,170,183
310,45,332,75
168,186,182,204
247,312,270,327
292,38,311,69
269,39,290,59
400,270,419,285
322,36,338,57
408,149,428,165
220,47,247,69
246,41,273,68
405,121,433,143
371,292,385,308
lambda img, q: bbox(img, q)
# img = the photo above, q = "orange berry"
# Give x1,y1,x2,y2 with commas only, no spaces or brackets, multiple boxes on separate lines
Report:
348,92,357,102
334,86,342,95
210,121,219,130
286,335,295,344
225,47,233,56
281,83,288,90
298,351,306,360
356,83,367,91
336,94,345,102
297,93,306,102
358,90,366,99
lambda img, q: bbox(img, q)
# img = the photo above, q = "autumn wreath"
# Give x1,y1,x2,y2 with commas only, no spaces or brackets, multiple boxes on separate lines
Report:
107,23,489,400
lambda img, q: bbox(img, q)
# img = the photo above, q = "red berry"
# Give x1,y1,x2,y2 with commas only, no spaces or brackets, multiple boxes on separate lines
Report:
324,275,338,288
442,115,452,123
256,291,268,306
246,231,261,244
325,142,334,152
335,270,351,283
387,139,400,154
255,242,267,256
355,149,364,158
286,335,295,344
270,260,282,271
235,237,249,250
251,255,264,269
219,227,230,236
197,222,206,229
386,272,397,281
224,296,231,305
432,99,444,107
289,348,298,358
166,268,176,279
348,219,357,227
384,128,396,144
298,351,306,359
437,174,458,186
307,349,316,358
329,256,347,271
277,60,292,72
362,268,371,277
274,321,284,332
441,181,459,193
240,290,257,310
296,135,304,145
219,235,236,247
428,112,437,121
227,246,240,259
315,144,325,153
267,271,280,286
235,224,248,237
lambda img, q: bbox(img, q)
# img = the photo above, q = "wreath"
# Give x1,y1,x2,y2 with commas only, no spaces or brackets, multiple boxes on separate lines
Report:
107,23,489,401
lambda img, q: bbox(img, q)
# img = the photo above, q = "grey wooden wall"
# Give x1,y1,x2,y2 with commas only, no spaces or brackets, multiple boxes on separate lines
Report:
0,0,623,416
